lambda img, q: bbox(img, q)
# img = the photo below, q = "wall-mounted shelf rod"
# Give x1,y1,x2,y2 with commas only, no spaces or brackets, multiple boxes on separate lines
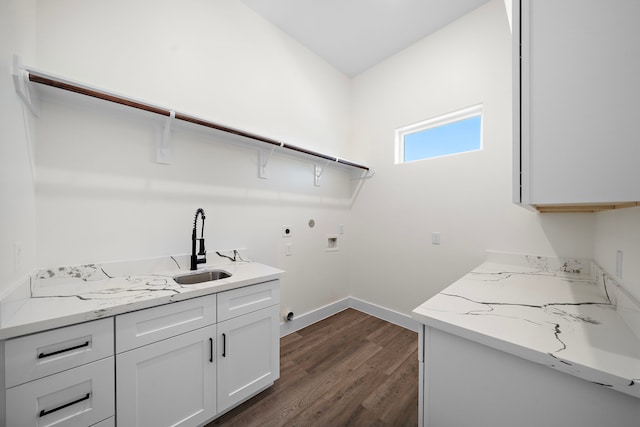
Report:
26,70,370,172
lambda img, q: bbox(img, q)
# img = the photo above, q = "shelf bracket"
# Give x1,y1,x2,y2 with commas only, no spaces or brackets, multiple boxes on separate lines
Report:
12,55,38,182
314,160,331,187
12,55,39,117
258,144,281,179
156,110,175,164
356,168,376,180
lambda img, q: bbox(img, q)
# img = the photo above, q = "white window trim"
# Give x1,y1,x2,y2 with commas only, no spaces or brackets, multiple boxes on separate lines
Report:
394,103,483,164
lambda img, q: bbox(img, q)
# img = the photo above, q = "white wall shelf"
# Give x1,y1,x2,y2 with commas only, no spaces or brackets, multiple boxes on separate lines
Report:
14,61,373,183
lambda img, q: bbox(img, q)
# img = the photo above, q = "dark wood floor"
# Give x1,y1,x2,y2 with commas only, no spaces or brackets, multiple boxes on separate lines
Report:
207,308,419,427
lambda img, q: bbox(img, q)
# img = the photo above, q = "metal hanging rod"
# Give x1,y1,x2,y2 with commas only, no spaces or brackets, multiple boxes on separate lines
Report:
26,71,370,172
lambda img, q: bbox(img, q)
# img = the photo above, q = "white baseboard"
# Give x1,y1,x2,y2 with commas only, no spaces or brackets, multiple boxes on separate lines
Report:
348,297,421,333
280,297,350,337
280,297,421,337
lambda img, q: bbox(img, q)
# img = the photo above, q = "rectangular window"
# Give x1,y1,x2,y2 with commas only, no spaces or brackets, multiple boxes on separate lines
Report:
395,104,483,164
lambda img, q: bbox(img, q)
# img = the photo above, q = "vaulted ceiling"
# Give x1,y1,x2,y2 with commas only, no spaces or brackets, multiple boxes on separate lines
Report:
241,0,492,76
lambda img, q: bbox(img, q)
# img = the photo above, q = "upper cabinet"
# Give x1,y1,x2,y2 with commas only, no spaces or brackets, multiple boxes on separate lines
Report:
513,0,640,212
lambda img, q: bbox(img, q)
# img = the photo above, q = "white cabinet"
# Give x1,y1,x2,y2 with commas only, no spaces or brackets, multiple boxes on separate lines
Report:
116,325,217,427
2,318,115,427
115,295,217,427
216,281,280,414
1,278,281,426
419,326,640,427
514,0,640,208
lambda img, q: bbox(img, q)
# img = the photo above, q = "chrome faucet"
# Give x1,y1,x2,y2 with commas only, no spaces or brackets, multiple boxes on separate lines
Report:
190,208,207,270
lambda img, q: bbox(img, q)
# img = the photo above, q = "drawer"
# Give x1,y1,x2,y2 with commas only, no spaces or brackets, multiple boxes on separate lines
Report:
116,294,216,353
6,357,115,427
5,317,114,388
217,280,280,322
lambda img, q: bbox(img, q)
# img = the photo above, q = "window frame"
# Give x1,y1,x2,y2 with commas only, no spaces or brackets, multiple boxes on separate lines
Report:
394,104,484,164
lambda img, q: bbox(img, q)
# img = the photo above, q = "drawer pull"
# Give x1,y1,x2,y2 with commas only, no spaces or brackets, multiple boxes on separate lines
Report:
38,341,90,359
222,333,226,357
39,392,91,417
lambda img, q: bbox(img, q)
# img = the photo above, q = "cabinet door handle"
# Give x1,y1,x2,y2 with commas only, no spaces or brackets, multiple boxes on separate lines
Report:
209,338,213,363
222,333,226,357
39,392,91,417
38,341,90,359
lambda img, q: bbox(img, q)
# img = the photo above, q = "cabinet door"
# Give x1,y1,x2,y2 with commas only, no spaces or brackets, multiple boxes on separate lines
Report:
116,325,216,427
516,0,640,205
217,305,280,413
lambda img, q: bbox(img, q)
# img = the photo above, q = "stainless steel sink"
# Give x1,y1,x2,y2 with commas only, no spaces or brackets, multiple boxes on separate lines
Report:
173,269,232,285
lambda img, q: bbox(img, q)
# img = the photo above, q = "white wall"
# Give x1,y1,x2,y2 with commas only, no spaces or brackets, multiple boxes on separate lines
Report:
32,0,355,318
0,0,37,295
36,0,351,157
594,208,640,302
10,0,627,323
349,0,595,315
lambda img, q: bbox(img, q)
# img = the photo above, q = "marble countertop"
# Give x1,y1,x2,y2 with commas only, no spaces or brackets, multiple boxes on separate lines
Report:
0,252,283,340
412,252,640,399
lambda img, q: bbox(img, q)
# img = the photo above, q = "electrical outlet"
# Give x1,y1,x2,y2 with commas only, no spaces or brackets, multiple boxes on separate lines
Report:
285,243,293,256
282,225,293,237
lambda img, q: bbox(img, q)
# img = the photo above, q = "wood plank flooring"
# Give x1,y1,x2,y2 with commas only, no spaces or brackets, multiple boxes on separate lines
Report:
207,308,418,427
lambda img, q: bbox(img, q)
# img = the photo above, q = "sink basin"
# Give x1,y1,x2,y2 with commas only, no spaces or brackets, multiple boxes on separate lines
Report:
173,269,232,285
